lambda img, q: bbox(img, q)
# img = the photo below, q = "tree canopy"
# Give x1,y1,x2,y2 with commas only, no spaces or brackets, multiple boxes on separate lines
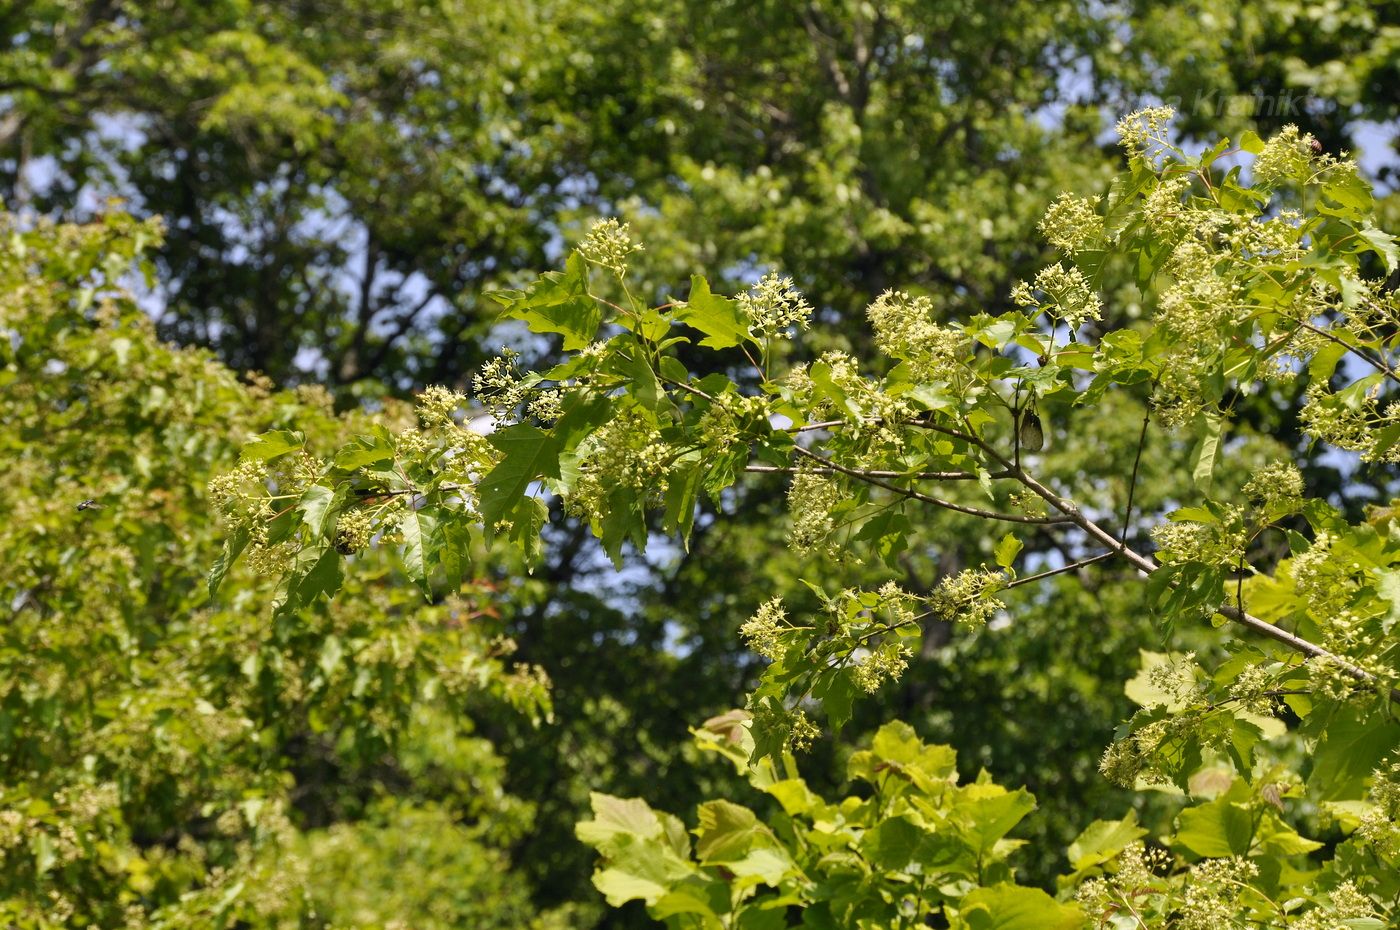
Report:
3,2,1400,928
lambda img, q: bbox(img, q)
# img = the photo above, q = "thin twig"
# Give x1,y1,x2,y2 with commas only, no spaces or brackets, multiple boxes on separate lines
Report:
896,415,1400,699
1121,396,1153,543
1002,552,1116,590
744,464,1009,481
792,446,1071,526
1299,321,1400,387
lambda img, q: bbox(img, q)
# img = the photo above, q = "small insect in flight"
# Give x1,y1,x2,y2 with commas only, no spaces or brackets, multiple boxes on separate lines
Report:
76,499,103,512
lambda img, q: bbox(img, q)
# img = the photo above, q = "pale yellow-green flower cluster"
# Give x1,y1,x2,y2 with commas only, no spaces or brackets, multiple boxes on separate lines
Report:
1251,124,1316,188
740,597,790,661
1011,262,1102,330
1073,843,1172,915
1115,105,1177,161
415,384,466,428
1242,460,1304,510
696,392,767,453
750,703,821,753
926,567,1006,627
334,508,374,555
1300,383,1400,464
578,217,643,276
1149,511,1246,567
527,388,564,423
739,271,812,337
566,409,673,526
1356,761,1400,858
472,347,531,420
787,470,842,555
1178,857,1259,930
853,640,912,694
1225,663,1277,717
1289,532,1357,619
805,349,917,458
208,458,271,527
1037,193,1103,253
865,289,967,382
1145,651,1203,706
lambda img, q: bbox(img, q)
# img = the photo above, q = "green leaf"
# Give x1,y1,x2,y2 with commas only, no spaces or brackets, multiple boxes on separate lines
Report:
400,507,438,597
477,423,562,529
951,787,1036,856
576,794,698,907
675,275,751,349
1066,811,1146,872
1191,413,1221,492
332,426,396,470
811,668,857,734
1317,171,1374,222
694,800,763,862
1174,792,1252,857
993,533,1023,570
297,484,337,539
208,525,250,600
273,545,343,616
956,884,1083,930
438,520,471,593
860,815,922,871
493,252,601,350
241,429,304,462
1308,706,1400,801
662,456,704,546
1358,223,1398,273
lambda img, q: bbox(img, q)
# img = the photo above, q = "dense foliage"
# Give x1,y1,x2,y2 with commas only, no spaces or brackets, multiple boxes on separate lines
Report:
5,2,1400,927
0,211,562,926
216,115,1400,926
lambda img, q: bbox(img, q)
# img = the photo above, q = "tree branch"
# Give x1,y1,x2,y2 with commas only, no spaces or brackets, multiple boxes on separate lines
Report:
937,420,1400,701
792,446,1071,526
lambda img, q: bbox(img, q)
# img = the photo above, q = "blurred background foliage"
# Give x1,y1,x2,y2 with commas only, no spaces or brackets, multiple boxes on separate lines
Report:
1,0,1397,925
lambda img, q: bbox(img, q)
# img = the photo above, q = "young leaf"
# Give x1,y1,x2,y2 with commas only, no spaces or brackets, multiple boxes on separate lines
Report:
675,275,751,349
241,429,305,462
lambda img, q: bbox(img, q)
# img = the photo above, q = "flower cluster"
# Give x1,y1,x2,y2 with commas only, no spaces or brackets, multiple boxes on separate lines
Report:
865,289,967,382
1011,262,1102,330
1074,843,1172,917
1225,663,1278,717
786,470,843,555
1038,193,1103,253
334,508,374,554
1357,761,1400,857
853,640,912,694
1150,511,1246,567
472,347,530,420
208,459,271,527
806,349,917,458
1115,105,1177,162
1300,383,1400,464
577,218,643,276
415,385,466,428
751,702,821,753
695,392,767,453
566,409,673,526
1145,651,1203,706
527,388,564,424
1289,532,1356,618
738,272,812,337
740,598,790,661
1242,460,1304,510
926,568,1006,627
1251,124,1316,188
1178,857,1259,930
